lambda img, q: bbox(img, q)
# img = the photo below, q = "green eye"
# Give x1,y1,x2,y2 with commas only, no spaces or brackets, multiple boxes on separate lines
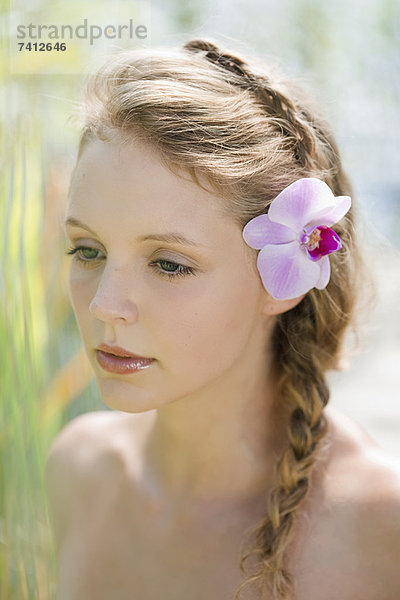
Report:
65,247,196,281
65,245,101,267
150,259,195,279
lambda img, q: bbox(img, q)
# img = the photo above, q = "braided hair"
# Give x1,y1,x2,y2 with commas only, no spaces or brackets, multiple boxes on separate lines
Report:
75,37,366,599
184,39,316,167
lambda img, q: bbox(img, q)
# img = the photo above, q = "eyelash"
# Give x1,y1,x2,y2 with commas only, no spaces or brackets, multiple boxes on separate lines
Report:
65,246,196,280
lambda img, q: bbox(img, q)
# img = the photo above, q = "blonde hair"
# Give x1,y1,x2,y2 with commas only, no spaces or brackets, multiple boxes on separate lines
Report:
74,37,368,599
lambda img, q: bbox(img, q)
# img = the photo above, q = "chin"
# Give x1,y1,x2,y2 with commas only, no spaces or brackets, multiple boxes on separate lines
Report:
94,378,166,413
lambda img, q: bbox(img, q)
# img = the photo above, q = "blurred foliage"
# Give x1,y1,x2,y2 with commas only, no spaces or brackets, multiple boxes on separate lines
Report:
0,104,103,597
0,0,399,597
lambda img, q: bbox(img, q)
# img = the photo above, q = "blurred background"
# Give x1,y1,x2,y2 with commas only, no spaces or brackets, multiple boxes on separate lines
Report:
1,0,399,597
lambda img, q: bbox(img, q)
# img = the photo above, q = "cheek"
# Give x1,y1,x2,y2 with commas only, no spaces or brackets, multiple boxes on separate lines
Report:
154,270,261,376
68,270,95,324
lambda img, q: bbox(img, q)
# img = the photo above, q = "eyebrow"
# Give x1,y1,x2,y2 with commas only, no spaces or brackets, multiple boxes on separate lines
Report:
64,217,206,248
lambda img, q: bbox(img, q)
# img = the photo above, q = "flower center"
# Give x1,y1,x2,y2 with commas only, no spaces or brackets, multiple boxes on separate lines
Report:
304,228,322,251
300,225,342,262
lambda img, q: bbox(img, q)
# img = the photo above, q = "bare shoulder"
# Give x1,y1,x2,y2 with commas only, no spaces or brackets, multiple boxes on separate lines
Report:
45,411,131,548
46,410,124,474
297,405,400,598
323,404,400,495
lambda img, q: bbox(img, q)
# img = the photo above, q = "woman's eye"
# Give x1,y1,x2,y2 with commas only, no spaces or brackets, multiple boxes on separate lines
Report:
65,246,102,267
65,247,196,280
149,259,195,280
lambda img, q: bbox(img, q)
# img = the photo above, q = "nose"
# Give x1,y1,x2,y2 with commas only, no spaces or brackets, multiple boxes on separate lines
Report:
89,265,139,324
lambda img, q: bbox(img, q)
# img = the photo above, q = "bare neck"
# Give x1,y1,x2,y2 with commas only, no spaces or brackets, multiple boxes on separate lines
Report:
139,350,289,510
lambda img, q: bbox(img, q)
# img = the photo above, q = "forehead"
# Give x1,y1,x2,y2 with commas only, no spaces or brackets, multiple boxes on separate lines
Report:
67,137,234,243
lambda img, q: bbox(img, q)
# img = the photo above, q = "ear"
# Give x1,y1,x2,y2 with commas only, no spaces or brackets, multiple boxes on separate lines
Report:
261,292,306,317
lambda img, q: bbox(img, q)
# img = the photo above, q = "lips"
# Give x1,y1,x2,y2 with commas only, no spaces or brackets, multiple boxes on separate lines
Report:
96,344,154,375
97,343,152,360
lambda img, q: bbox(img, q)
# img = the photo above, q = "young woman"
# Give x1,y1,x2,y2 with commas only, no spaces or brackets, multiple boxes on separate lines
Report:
45,38,400,600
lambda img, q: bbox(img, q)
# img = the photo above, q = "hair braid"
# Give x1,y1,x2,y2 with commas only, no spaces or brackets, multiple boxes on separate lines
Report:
183,44,334,598
235,296,332,599
183,39,316,167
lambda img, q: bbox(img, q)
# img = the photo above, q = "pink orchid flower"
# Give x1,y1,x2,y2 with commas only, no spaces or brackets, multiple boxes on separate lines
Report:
242,178,351,300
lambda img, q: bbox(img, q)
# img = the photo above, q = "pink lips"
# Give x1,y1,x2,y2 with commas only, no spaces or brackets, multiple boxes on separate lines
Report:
96,344,154,374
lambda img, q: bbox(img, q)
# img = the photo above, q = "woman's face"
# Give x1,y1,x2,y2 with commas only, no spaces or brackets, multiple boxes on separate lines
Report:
64,135,274,412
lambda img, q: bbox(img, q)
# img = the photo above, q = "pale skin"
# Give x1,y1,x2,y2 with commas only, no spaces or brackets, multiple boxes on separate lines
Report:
46,134,400,600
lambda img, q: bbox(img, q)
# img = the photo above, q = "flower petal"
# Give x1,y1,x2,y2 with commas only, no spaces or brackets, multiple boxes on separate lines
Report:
314,255,331,289
306,195,351,228
242,214,296,249
268,178,336,231
256,241,320,300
